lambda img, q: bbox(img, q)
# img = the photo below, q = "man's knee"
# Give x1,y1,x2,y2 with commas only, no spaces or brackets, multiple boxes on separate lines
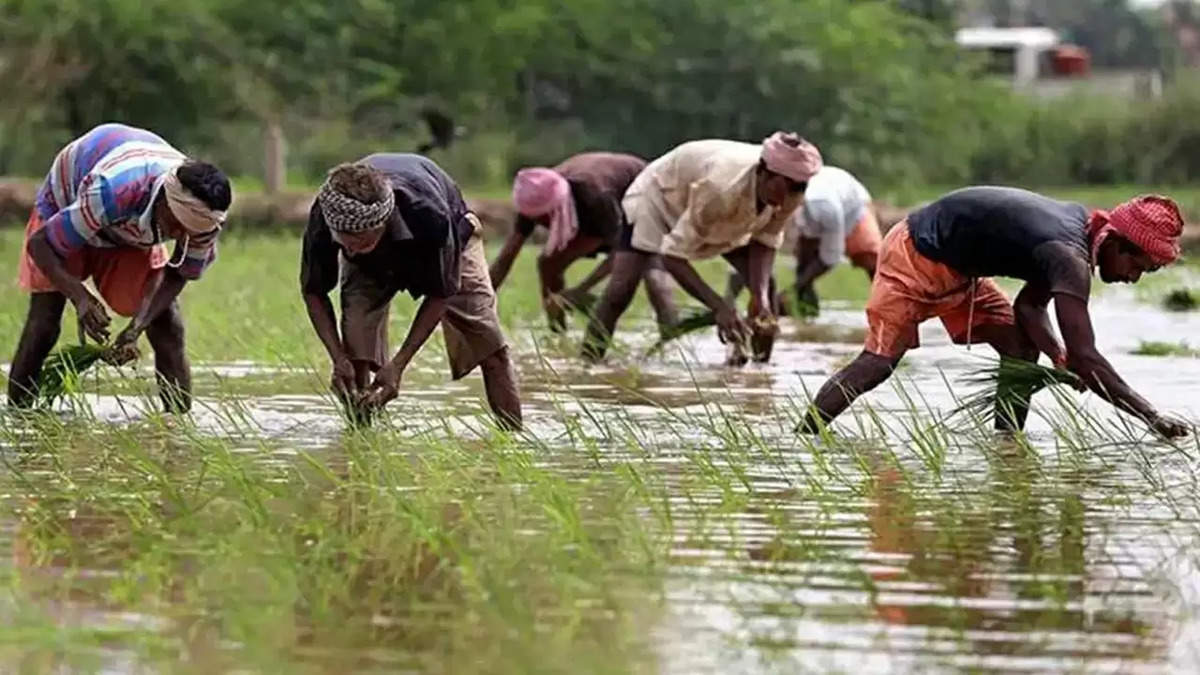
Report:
482,345,513,371
836,351,903,392
148,304,186,346
610,253,650,293
852,253,878,276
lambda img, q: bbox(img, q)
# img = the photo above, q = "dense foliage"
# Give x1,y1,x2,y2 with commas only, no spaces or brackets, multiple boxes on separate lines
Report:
0,0,1196,190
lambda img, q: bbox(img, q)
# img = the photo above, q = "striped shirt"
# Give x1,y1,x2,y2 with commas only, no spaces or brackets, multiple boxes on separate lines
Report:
35,123,218,280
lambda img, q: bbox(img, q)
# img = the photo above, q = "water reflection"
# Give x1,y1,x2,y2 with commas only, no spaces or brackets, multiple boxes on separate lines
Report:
0,296,1198,672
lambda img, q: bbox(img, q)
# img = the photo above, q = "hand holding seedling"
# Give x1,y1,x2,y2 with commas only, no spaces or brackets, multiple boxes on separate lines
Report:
104,328,142,366
362,361,402,409
542,293,569,333
74,290,112,343
714,305,748,345
330,355,357,398
1151,413,1190,439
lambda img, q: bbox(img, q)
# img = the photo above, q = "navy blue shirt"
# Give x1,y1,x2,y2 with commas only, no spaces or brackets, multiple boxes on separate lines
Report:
301,153,473,299
906,186,1092,299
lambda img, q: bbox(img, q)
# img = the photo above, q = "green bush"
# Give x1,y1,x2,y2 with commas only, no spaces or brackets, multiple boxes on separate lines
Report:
2,0,1198,194
958,76,1200,188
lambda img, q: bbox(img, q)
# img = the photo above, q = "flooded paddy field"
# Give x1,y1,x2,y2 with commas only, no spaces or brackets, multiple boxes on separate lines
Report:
0,231,1199,673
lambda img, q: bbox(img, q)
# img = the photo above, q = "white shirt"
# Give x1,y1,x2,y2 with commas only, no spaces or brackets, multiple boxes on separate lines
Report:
796,166,871,266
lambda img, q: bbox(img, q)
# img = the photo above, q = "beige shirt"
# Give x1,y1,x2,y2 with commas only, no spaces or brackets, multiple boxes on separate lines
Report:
623,139,802,259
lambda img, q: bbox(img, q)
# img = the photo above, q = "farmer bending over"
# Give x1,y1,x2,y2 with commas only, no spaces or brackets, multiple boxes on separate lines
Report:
583,132,822,364
8,123,230,412
727,165,881,315
490,152,677,333
798,187,1189,438
301,155,522,429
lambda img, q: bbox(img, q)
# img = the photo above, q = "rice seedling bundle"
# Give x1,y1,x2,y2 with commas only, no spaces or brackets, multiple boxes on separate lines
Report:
955,357,1080,417
1163,288,1198,312
564,291,598,316
645,308,716,356
36,343,108,406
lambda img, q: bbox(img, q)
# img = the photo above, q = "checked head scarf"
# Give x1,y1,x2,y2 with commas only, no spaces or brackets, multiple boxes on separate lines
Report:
317,163,395,233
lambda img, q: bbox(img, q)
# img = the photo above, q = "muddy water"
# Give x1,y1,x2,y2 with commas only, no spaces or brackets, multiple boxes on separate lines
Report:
3,291,1200,673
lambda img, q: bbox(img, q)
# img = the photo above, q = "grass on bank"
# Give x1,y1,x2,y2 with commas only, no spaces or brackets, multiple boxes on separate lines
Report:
0,228,874,368
1134,340,1200,357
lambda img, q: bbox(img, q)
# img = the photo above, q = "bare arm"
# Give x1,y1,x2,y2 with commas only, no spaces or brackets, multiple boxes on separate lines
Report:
1055,294,1163,424
28,229,91,307
363,296,448,408
1014,283,1066,365
794,255,833,294
662,254,746,343
115,268,187,344
661,255,729,312
489,231,527,289
303,292,348,363
388,296,447,374
28,229,111,342
570,256,613,293
745,241,776,318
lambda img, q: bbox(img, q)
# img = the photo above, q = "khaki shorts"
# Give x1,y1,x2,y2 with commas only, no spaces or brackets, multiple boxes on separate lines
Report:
341,216,507,380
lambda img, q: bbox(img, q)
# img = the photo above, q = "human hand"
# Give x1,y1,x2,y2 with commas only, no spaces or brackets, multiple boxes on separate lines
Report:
1151,413,1191,440
749,313,779,363
714,306,748,346
330,355,358,398
361,361,402,409
73,290,111,343
104,326,143,366
543,294,568,334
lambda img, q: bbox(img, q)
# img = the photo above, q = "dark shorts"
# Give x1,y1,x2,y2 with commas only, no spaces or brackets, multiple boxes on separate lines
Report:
615,220,637,253
340,222,507,380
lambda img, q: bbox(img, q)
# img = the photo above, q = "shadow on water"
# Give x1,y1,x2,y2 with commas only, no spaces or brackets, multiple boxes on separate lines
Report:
0,296,1199,672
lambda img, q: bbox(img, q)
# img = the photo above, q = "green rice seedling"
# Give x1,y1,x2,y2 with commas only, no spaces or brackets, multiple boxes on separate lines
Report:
779,284,820,319
562,289,598,316
35,343,108,407
644,307,715,356
1162,288,1198,312
1133,340,1199,357
335,390,378,428
953,357,1080,421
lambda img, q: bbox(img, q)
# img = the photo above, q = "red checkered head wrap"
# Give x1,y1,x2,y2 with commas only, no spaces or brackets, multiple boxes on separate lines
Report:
1087,195,1184,266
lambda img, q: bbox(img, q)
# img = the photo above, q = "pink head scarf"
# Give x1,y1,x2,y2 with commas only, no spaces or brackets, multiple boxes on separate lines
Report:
760,132,823,184
1087,195,1184,266
512,168,578,255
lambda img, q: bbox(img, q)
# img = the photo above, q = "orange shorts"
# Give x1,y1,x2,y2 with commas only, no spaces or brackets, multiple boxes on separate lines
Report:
17,210,167,318
844,207,882,268
863,220,1014,358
